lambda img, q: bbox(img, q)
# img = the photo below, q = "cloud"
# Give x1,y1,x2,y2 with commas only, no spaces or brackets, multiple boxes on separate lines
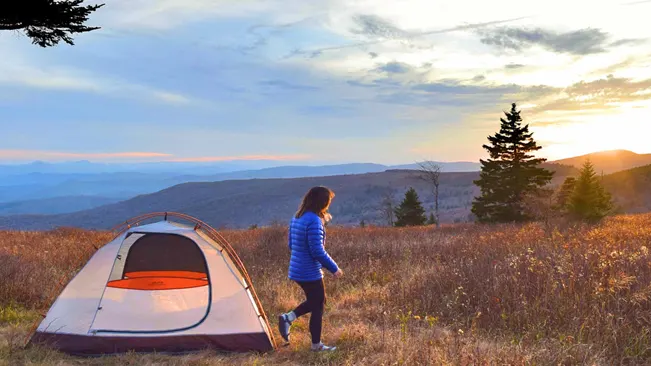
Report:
0,150,172,161
151,91,193,105
608,38,647,47
478,27,616,55
0,59,198,106
166,154,311,162
0,149,311,163
376,61,413,74
529,75,651,114
259,79,319,91
292,15,527,57
623,0,651,5
351,14,410,40
505,63,526,69
589,57,650,77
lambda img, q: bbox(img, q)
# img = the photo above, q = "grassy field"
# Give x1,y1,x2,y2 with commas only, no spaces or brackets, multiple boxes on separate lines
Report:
2,214,651,365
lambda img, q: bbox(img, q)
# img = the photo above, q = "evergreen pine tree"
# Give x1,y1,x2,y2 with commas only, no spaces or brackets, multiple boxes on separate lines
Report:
1,1,105,47
568,160,614,222
394,187,427,227
426,213,437,225
471,103,554,223
555,177,576,211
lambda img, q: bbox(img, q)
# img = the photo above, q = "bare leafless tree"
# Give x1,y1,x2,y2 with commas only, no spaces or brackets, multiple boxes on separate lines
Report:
417,161,441,228
380,189,396,226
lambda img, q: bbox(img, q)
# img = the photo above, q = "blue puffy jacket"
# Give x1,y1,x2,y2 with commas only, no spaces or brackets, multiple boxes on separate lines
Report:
287,211,339,282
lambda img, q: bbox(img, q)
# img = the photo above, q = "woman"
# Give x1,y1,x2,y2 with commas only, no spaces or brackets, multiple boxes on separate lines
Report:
278,186,343,352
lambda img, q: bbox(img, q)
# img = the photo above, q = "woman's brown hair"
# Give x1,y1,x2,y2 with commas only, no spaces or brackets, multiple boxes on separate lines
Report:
295,186,335,222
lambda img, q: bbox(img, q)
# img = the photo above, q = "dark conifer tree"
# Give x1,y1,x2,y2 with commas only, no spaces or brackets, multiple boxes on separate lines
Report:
471,103,554,223
426,213,437,226
568,160,613,222
394,188,427,227
0,0,104,47
555,176,577,211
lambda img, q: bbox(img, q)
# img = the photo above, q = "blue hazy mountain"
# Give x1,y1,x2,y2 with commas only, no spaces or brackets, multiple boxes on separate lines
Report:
0,160,480,215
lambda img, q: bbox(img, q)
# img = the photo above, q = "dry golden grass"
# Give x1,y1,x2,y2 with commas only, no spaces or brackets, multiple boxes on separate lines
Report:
2,214,651,365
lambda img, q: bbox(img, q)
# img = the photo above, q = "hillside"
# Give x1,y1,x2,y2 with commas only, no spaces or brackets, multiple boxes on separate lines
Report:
0,196,119,215
603,164,651,213
0,162,480,214
0,163,576,230
0,170,481,230
0,151,636,216
3,214,651,364
553,149,651,174
0,160,646,231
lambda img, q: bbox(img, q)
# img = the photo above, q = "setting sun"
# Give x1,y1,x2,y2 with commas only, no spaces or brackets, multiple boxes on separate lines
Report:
534,109,651,160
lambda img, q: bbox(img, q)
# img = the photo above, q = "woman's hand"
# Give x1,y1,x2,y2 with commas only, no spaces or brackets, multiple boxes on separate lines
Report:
333,269,344,278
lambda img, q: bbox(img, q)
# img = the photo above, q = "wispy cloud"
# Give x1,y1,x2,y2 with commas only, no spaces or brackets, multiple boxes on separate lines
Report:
0,150,311,163
623,0,651,5
291,15,528,57
0,61,198,106
479,27,608,55
376,61,413,74
351,14,410,40
166,154,311,162
0,150,172,161
478,26,642,55
529,75,651,114
151,91,193,105
504,63,526,69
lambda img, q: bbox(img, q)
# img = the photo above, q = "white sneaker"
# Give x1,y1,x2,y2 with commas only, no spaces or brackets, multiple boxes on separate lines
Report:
311,342,336,352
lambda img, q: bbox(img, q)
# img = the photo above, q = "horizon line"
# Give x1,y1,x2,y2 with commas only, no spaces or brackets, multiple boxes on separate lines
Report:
0,148,646,167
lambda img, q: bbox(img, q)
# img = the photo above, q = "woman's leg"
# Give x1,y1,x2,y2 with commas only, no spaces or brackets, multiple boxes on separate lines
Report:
291,279,326,344
291,288,313,318
280,279,333,350
290,279,319,318
305,279,326,345
278,279,320,342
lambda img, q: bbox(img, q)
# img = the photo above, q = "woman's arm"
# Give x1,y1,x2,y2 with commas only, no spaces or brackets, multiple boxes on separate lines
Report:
306,218,339,274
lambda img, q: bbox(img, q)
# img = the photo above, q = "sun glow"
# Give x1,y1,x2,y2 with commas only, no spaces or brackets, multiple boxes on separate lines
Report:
534,107,651,160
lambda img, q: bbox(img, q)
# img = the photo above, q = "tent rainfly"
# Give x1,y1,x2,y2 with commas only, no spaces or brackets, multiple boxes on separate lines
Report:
27,212,276,355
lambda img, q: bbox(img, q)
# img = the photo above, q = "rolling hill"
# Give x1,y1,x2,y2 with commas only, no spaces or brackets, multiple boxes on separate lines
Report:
603,164,651,213
0,162,578,231
0,153,647,230
0,162,481,206
0,170,481,230
553,149,651,174
0,195,119,215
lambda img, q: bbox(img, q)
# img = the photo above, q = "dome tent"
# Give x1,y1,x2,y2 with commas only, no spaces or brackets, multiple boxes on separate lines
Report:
27,212,277,356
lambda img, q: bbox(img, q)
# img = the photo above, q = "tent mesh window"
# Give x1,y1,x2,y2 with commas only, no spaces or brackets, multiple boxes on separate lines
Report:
106,233,209,290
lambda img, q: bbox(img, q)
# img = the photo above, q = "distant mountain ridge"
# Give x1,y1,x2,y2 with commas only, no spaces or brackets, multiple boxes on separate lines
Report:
0,162,605,231
0,149,648,217
554,150,651,174
1,160,649,231
0,196,119,215
0,160,481,176
0,170,481,230
0,161,482,208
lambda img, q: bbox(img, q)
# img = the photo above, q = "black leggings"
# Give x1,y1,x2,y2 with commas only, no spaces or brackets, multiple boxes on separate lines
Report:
292,279,326,344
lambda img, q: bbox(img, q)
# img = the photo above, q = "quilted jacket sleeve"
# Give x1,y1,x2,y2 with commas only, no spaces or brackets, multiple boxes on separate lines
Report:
306,218,339,274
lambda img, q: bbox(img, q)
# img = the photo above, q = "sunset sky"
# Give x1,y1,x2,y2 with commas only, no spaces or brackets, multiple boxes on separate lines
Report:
1,0,651,165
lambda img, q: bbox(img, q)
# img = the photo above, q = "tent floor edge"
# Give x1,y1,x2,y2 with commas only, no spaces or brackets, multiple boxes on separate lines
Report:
29,331,274,356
